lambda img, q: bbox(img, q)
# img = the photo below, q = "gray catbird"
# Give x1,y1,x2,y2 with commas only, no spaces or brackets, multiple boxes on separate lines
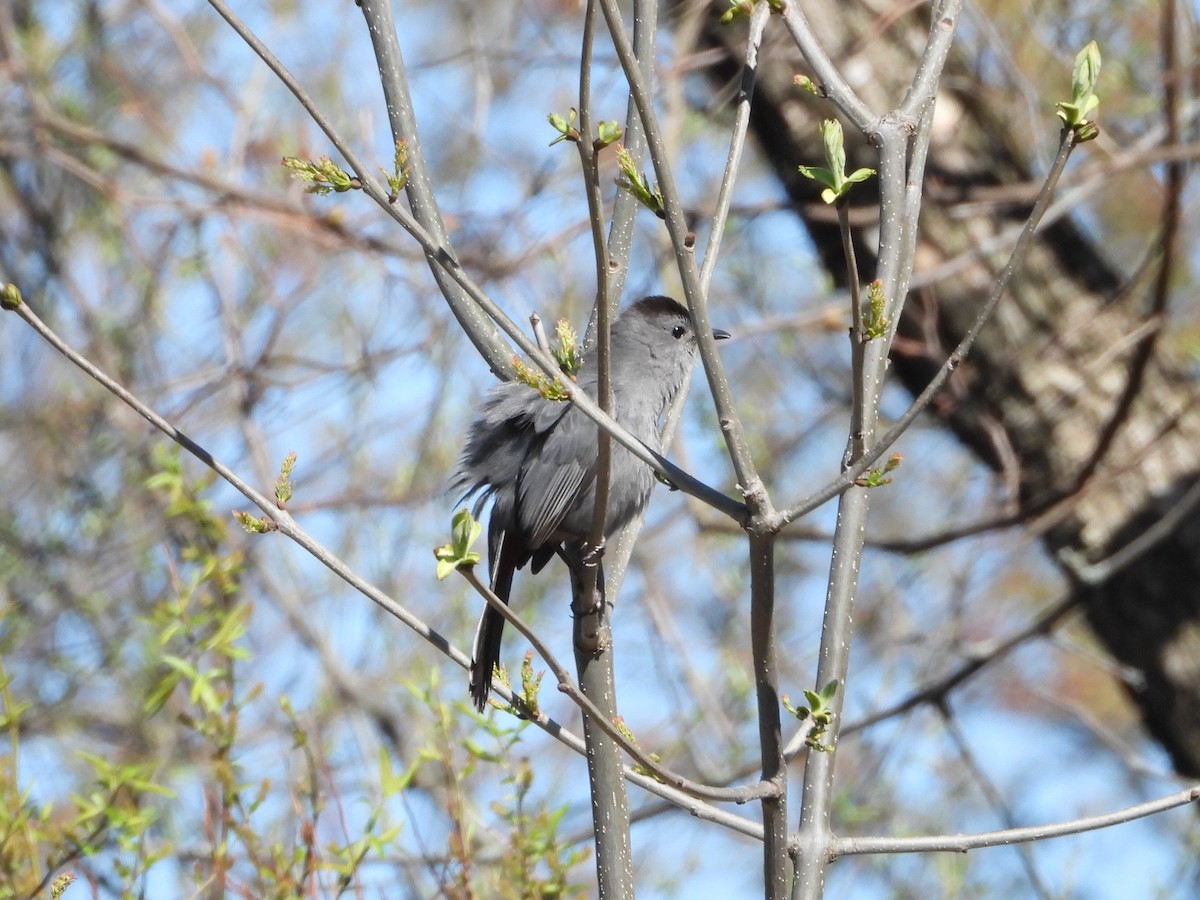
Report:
453,295,729,711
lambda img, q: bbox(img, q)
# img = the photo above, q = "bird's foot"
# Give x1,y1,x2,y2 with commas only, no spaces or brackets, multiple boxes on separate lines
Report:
581,541,606,567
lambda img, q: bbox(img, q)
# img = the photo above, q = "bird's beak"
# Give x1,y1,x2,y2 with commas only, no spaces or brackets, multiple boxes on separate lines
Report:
712,327,731,341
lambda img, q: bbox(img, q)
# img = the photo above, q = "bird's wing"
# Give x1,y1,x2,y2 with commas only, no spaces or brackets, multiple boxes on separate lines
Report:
516,407,595,549
520,460,592,549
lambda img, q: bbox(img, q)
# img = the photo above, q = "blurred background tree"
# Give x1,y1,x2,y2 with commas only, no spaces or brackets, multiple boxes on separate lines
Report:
1,0,1197,897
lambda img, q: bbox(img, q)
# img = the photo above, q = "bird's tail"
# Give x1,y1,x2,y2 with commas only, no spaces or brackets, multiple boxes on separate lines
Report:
469,606,505,711
469,535,518,712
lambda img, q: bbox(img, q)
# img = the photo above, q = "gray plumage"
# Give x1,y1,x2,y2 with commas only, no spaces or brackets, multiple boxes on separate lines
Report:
452,295,727,711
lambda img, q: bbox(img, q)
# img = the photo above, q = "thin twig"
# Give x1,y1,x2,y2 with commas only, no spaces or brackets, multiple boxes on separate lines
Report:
583,0,657,603
840,201,866,466
592,0,657,326
778,4,875,130
897,0,965,124
576,0,616,582
831,785,1200,856
699,1,769,295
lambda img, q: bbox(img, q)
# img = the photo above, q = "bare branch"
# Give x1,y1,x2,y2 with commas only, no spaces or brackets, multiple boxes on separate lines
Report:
832,786,1200,856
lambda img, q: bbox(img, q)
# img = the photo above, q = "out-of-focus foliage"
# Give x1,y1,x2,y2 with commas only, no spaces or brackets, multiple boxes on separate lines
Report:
0,0,1196,896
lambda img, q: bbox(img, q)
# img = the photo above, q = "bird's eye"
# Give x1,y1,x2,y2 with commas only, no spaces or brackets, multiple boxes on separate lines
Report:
671,325,686,339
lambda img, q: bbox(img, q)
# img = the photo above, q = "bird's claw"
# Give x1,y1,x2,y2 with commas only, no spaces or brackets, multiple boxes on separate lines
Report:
582,541,606,567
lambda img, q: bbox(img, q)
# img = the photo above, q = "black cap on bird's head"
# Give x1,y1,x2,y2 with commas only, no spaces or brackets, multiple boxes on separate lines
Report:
630,294,690,319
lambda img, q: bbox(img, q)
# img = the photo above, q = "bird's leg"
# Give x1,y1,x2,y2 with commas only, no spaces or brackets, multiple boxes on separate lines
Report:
566,544,609,655
569,553,606,616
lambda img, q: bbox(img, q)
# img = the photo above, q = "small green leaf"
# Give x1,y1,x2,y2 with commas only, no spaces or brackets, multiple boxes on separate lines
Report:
518,650,543,718
275,450,297,506
547,109,580,146
615,144,665,218
821,119,847,184
854,453,903,488
434,509,483,580
796,165,837,192
189,669,224,713
232,510,276,533
453,508,481,549
1,283,23,310
595,120,623,148
512,356,570,400
793,74,820,96
50,873,76,899
379,746,421,794
383,139,411,199
161,655,199,682
282,155,359,195
1071,40,1101,107
1055,41,1102,138
552,319,582,377
798,120,875,204
784,680,840,752
718,0,754,22
142,670,182,715
615,713,662,778
202,602,253,654
862,279,890,340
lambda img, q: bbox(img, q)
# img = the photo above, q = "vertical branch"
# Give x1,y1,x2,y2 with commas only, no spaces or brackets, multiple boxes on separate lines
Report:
605,0,761,600
795,111,941,897
355,0,510,375
595,0,766,517
588,0,656,602
790,5,967,895
750,532,788,899
590,0,658,338
792,485,871,899
838,201,866,467
576,0,615,585
569,556,635,900
572,3,634,897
